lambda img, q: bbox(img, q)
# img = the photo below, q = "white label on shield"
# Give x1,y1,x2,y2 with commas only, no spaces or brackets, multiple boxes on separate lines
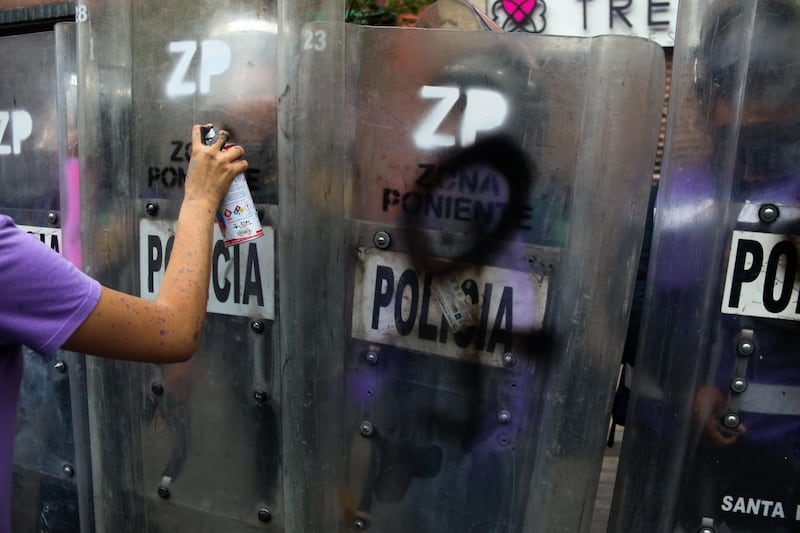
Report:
352,248,548,366
17,224,62,253
139,218,275,319
722,230,800,321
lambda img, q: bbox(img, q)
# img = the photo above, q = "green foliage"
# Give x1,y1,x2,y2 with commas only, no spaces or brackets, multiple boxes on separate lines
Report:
346,0,438,26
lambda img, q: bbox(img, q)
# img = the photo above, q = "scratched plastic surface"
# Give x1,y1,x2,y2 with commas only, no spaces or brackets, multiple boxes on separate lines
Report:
64,2,667,532
610,1,800,532
6,25,89,533
291,21,665,533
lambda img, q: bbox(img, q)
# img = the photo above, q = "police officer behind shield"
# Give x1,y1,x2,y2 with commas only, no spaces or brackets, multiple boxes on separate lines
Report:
672,1,800,531
0,124,246,533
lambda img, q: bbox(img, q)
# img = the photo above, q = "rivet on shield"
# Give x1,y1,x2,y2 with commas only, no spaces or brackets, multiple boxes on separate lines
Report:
722,412,741,429
497,410,512,424
257,507,272,523
253,389,268,403
373,231,391,249
53,360,67,373
736,339,755,357
251,320,266,334
364,351,379,365
359,421,374,437
352,518,367,530
698,516,715,533
730,377,748,393
47,212,58,225
62,464,74,478
151,382,164,396
157,475,173,499
758,203,779,223
145,201,159,217
502,353,516,368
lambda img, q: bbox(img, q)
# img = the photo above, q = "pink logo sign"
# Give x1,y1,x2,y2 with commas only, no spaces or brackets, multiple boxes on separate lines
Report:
492,0,547,33
503,0,537,22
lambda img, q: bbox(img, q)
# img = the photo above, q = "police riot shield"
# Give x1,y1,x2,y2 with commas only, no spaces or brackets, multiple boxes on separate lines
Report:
76,0,282,530
3,22,93,532
286,20,665,532
609,1,800,532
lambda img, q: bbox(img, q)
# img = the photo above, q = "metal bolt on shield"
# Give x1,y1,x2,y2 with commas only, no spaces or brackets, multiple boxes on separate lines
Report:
737,339,754,357
257,507,272,523
722,412,741,428
698,516,715,533
53,360,66,373
145,201,159,217
373,231,391,249
359,421,374,437
758,203,779,223
157,476,172,499
730,377,747,393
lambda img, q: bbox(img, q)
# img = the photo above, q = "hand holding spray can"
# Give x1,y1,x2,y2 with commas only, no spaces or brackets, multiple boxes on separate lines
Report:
203,126,264,247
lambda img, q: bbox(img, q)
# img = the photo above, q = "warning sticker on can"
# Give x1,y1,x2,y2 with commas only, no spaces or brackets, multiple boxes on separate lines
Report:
722,230,800,321
139,218,275,319
352,248,548,366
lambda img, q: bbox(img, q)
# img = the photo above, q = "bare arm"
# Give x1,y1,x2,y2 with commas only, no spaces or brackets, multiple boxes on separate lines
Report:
62,124,247,363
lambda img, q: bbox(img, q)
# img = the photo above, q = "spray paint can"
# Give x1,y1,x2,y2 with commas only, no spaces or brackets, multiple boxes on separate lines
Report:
204,127,264,247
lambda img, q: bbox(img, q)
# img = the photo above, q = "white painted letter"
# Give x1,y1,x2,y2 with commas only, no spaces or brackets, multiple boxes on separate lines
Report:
460,88,508,146
722,495,733,512
166,41,197,97
199,40,231,94
11,110,32,154
413,85,459,149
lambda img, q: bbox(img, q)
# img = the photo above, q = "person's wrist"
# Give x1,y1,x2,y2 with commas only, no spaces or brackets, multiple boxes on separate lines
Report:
181,194,220,218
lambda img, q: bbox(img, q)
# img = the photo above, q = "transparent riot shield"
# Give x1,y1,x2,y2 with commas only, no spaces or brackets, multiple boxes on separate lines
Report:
77,0,281,530
3,23,93,532
287,21,665,532
609,1,800,532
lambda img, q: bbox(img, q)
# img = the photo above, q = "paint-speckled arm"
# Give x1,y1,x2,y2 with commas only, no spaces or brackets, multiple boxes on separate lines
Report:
62,124,248,363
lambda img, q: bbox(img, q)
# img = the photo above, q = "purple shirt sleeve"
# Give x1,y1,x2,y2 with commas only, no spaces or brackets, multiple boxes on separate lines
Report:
0,215,101,356
0,214,102,533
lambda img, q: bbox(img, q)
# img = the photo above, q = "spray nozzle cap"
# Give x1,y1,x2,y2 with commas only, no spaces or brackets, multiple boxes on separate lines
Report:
202,126,216,145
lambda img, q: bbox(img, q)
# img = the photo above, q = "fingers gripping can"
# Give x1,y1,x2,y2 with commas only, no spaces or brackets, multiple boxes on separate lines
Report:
205,127,264,247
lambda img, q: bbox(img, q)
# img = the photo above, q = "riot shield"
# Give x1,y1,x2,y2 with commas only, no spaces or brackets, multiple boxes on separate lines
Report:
609,1,800,532
286,20,665,532
77,0,282,530
2,23,94,532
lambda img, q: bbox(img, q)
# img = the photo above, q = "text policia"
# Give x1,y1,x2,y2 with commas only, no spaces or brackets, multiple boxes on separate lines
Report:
140,219,276,320
352,249,547,367
723,231,800,321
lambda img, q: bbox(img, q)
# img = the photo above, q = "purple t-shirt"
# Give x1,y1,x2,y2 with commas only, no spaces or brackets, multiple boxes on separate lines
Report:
0,215,100,533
